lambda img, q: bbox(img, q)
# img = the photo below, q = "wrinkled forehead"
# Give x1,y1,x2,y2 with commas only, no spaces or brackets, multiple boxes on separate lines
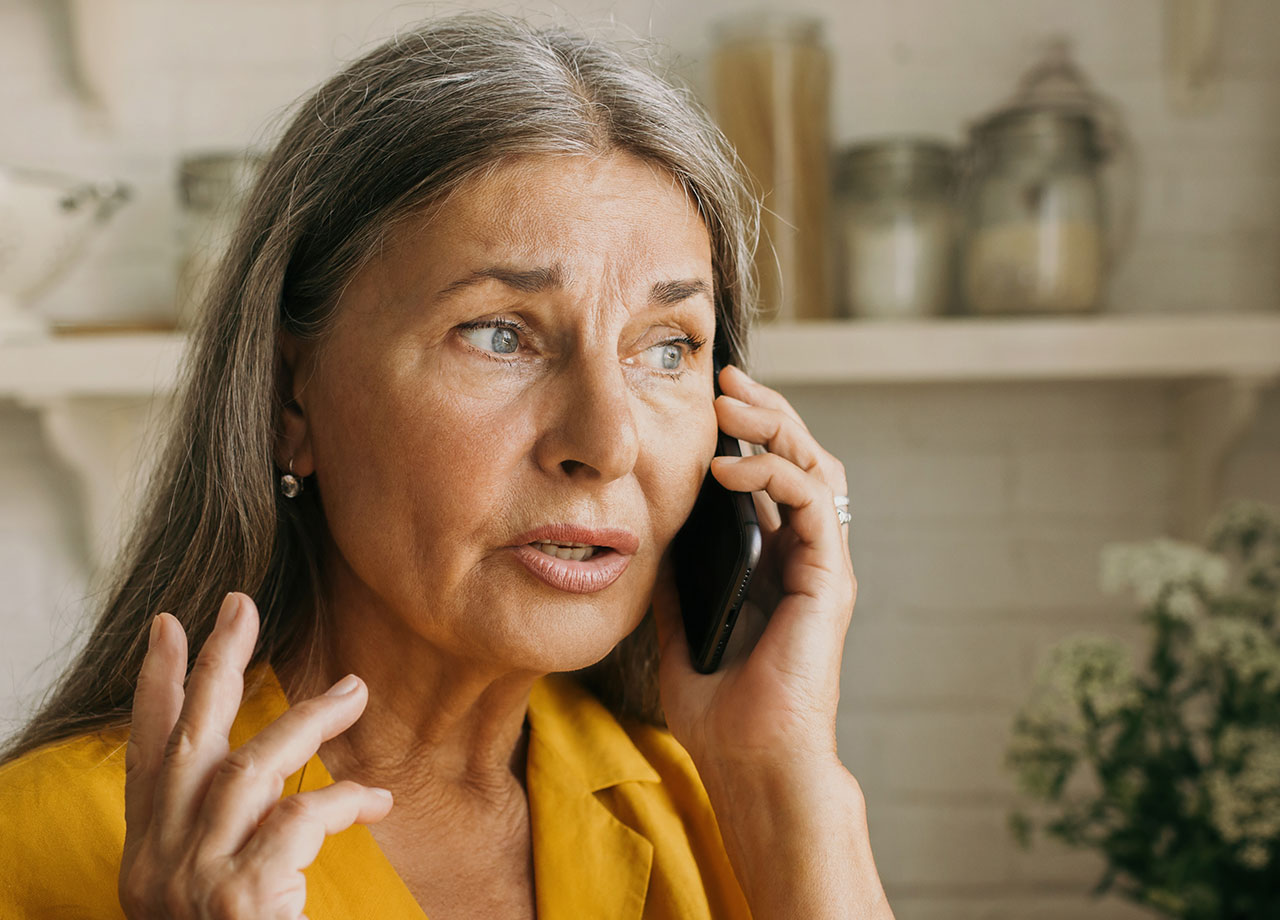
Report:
395,152,710,272
335,152,715,329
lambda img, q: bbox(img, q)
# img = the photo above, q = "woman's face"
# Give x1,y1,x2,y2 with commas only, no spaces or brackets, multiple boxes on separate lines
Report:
281,151,719,673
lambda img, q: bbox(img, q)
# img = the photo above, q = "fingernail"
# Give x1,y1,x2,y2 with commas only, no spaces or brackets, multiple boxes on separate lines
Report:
718,395,748,408
727,364,752,380
712,455,746,466
370,787,393,801
326,673,360,696
147,614,163,649
216,592,241,629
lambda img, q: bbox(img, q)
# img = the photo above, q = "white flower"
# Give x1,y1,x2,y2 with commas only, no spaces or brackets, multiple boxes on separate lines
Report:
1163,583,1207,624
1205,726,1280,867
1099,538,1231,611
1026,636,1142,731
1241,842,1271,870
1190,617,1280,693
1206,500,1278,549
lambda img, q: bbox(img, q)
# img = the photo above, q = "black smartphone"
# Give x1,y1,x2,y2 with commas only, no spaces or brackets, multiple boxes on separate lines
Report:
671,340,763,673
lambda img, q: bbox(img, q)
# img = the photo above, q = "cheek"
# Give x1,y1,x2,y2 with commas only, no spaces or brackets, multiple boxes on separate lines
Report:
310,350,528,554
645,397,719,544
412,392,533,507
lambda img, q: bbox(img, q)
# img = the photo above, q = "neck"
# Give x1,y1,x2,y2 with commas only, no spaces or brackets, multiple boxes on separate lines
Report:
274,602,540,816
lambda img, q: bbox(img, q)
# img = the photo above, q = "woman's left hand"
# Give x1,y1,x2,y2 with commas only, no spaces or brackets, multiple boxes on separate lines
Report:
651,363,856,780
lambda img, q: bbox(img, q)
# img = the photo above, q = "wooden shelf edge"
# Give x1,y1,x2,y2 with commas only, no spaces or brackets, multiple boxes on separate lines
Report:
749,313,1280,384
0,332,190,401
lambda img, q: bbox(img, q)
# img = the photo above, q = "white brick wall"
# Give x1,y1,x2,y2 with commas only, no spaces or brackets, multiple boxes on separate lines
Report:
795,372,1274,914
1,1,1278,917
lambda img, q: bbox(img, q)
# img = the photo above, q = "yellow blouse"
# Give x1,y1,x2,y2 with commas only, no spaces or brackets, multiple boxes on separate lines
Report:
0,664,752,918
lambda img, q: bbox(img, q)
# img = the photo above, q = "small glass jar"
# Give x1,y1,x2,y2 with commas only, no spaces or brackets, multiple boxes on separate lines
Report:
175,151,263,330
834,139,956,320
959,110,1106,315
710,13,832,322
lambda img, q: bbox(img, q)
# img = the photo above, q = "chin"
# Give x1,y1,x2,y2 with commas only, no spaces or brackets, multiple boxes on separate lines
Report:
475,596,646,675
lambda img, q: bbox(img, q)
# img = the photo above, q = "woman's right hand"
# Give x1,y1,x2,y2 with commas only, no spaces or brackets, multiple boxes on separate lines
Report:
118,591,393,919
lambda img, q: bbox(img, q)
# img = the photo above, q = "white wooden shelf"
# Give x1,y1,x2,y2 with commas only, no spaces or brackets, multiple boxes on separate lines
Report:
747,313,1280,384
0,331,188,401
2,313,1278,567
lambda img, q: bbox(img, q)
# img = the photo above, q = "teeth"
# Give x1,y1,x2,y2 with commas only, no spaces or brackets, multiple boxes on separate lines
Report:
531,541,598,561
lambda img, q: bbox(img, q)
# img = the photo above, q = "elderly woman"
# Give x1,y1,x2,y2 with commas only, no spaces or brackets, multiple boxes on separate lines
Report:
0,14,892,920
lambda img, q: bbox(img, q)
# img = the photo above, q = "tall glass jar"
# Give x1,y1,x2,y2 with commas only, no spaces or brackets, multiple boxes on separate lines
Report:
959,110,1106,315
176,151,263,330
834,139,956,320
710,13,832,322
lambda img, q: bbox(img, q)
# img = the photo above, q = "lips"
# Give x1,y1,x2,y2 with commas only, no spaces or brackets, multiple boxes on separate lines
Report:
510,524,640,555
507,523,639,594
510,544,632,593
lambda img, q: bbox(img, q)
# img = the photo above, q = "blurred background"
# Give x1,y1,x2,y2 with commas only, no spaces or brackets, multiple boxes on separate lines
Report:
1,1,1278,917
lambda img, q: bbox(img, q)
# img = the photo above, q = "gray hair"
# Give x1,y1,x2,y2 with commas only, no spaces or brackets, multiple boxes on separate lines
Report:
3,10,760,763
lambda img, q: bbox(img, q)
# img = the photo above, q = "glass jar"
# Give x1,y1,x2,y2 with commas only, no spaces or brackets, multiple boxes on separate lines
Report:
957,38,1137,316
834,139,956,320
710,13,832,322
176,151,263,330
959,110,1106,315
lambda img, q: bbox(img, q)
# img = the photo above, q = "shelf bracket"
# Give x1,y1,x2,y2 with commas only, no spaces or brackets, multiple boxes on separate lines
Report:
20,394,173,574
1171,373,1278,541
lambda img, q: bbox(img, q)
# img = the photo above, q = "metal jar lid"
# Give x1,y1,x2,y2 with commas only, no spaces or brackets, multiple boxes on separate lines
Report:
967,37,1125,165
836,138,956,191
971,109,1104,162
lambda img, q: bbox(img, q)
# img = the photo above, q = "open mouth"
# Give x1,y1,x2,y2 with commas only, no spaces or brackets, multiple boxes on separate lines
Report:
511,540,630,593
527,540,606,561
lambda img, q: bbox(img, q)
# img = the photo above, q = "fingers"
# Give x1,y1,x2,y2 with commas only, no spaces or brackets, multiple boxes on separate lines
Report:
710,451,857,681
117,591,385,920
711,451,843,567
718,364,811,434
716,396,823,475
717,365,849,500
197,675,371,856
153,593,259,841
749,480,785,535
235,781,393,875
712,365,854,585
124,612,188,843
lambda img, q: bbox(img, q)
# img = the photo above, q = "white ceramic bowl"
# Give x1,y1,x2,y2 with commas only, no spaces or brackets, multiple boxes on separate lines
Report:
0,166,130,342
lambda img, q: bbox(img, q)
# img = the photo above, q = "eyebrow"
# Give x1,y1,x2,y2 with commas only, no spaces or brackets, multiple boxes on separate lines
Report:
438,264,568,298
436,264,713,308
649,278,713,306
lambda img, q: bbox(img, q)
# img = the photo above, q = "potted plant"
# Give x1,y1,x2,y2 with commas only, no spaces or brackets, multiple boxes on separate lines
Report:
1005,500,1280,919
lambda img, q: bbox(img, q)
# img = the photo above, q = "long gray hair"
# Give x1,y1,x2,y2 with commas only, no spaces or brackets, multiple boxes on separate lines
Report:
3,11,759,764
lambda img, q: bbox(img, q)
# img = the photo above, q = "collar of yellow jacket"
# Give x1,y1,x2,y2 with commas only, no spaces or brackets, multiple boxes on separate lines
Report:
229,662,663,918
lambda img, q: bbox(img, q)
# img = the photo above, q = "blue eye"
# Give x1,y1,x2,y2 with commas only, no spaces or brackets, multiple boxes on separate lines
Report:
641,336,706,376
458,319,524,356
649,342,685,371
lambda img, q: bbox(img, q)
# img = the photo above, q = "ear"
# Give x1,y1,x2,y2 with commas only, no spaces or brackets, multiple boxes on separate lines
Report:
274,330,316,477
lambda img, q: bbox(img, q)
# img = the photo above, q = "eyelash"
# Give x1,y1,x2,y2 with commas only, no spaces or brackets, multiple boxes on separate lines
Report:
456,318,707,379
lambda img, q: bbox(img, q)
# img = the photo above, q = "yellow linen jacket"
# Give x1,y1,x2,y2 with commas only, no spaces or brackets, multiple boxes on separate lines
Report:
0,664,752,918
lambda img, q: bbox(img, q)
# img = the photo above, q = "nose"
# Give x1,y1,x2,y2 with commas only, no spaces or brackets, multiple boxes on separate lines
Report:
534,350,640,483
